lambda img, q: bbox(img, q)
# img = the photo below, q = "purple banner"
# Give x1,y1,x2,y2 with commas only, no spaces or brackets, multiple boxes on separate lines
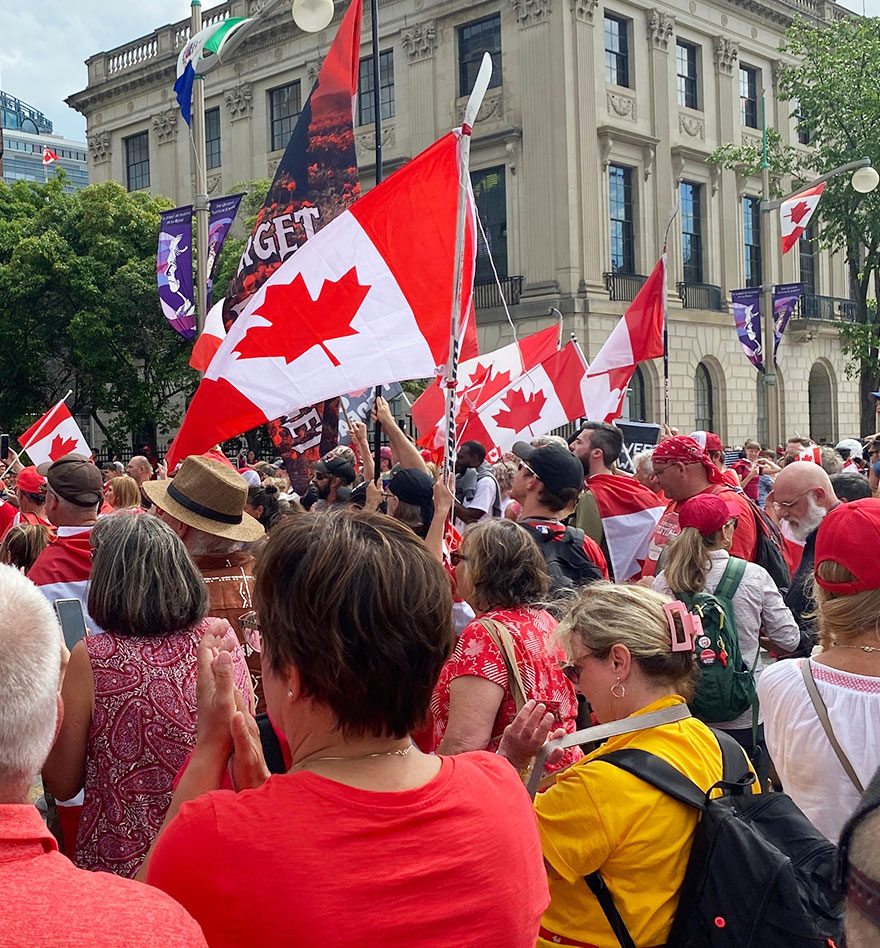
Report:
157,206,195,340
731,287,764,372
773,282,803,364
206,194,244,309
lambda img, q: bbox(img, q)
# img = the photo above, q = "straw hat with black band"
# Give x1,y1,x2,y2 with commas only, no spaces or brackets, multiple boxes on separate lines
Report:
142,456,264,542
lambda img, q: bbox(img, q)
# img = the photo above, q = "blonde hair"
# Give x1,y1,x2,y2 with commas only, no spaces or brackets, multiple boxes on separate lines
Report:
106,475,140,509
662,525,723,594
556,581,697,697
0,524,50,573
813,560,880,651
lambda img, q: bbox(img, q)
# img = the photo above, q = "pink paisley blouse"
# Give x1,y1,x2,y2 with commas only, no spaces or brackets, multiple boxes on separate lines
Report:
74,618,251,877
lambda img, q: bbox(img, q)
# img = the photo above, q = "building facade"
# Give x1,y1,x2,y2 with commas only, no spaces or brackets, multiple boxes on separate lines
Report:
67,0,860,448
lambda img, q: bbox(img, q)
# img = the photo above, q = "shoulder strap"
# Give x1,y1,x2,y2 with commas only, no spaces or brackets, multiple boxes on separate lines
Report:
800,659,864,793
477,617,528,713
595,748,708,809
256,713,287,775
584,872,638,948
715,556,747,601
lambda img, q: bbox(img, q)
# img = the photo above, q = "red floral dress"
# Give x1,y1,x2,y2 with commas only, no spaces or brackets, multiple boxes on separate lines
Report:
431,606,582,770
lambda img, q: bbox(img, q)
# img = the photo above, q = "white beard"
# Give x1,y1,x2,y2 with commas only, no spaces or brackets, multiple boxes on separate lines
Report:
787,495,827,542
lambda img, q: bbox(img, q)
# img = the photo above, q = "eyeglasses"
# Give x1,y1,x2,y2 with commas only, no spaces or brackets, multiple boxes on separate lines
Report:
771,490,813,511
449,550,470,566
239,611,262,653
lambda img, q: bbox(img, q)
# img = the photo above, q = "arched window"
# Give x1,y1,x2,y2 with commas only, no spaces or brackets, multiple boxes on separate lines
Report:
622,365,647,421
808,362,835,444
694,362,714,432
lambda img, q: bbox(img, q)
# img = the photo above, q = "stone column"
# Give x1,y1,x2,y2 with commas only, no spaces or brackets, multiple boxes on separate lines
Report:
712,36,740,299
152,107,181,202
401,20,438,155
646,9,675,269
224,81,255,186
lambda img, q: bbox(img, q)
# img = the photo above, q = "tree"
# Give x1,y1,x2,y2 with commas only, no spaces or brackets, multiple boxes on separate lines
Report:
0,174,197,452
708,16,880,433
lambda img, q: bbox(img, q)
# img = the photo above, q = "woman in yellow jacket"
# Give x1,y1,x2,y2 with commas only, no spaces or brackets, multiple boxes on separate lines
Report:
501,582,756,948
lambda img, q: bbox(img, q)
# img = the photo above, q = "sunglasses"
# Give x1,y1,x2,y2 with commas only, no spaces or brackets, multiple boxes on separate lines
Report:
238,611,262,653
518,461,538,478
449,550,470,566
560,652,592,684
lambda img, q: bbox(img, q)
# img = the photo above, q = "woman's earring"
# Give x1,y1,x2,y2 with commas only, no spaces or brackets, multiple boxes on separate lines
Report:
611,677,626,699
287,689,294,699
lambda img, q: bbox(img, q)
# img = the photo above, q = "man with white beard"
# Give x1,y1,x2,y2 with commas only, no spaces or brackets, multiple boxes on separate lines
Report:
771,461,839,646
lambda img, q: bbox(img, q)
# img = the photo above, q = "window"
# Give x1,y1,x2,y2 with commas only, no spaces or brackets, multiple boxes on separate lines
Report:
609,164,635,273
743,196,762,288
605,14,630,87
680,182,704,284
358,51,395,126
676,41,698,109
269,82,301,152
694,362,714,432
740,65,759,128
471,166,507,283
800,224,816,296
458,15,502,97
124,132,150,191
205,107,221,170
624,365,647,421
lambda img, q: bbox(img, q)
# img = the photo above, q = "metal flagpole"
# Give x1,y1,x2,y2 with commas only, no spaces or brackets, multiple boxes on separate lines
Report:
444,53,492,480
661,205,678,429
370,0,385,479
191,0,210,339
759,89,779,452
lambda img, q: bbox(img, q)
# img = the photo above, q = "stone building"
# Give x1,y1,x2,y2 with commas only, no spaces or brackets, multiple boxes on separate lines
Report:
67,0,861,448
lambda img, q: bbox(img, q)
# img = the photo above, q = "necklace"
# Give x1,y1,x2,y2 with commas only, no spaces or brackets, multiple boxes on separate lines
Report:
834,644,880,653
292,744,413,771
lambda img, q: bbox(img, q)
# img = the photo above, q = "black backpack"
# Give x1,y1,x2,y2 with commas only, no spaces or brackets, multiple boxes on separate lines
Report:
521,523,603,591
585,730,843,948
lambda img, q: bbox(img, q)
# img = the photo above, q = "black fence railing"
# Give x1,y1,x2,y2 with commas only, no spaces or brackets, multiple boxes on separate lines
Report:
677,281,723,312
796,293,858,322
473,275,524,309
603,271,648,302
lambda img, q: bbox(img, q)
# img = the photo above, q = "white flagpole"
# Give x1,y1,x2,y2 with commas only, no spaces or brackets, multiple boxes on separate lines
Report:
444,52,492,479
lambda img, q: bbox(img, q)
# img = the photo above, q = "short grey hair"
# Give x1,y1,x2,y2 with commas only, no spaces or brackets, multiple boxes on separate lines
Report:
632,448,654,475
531,434,569,449
0,565,63,791
88,513,208,637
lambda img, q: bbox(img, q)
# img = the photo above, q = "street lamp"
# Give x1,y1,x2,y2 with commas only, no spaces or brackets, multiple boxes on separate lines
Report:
292,0,334,32
759,156,878,450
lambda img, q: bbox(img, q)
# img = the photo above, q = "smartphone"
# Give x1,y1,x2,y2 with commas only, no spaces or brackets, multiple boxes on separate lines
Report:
0,434,8,462
54,599,89,650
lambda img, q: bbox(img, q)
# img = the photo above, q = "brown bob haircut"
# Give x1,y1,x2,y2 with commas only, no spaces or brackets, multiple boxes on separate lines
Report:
462,518,550,611
255,509,454,739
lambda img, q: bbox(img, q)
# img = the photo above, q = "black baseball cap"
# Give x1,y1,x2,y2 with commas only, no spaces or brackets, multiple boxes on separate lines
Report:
314,455,356,484
513,441,585,494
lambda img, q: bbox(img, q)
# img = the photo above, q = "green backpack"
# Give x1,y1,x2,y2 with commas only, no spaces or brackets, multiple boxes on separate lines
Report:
675,557,759,724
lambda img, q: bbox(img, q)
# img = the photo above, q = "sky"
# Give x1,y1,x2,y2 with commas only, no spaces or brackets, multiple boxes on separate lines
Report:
0,0,878,143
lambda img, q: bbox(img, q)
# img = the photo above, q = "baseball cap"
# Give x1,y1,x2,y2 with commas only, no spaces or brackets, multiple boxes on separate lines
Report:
36,454,104,506
814,498,880,595
314,455,356,484
678,493,741,536
513,441,584,494
689,430,724,453
16,466,47,494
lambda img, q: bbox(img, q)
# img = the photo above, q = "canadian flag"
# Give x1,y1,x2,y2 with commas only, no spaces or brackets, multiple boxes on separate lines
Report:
42,148,59,166
19,400,91,466
780,182,824,254
460,342,589,461
411,324,560,452
581,255,666,423
585,473,665,580
190,297,226,372
167,129,476,468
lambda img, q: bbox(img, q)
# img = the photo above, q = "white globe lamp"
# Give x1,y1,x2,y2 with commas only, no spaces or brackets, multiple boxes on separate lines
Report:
292,0,334,32
851,165,880,194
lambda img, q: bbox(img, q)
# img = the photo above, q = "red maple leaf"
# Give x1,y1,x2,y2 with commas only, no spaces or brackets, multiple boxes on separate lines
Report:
788,200,811,226
465,363,513,405
492,387,547,432
233,267,370,366
49,434,78,461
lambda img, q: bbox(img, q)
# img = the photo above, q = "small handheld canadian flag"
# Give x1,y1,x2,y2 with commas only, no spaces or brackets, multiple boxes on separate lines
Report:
18,397,91,467
780,182,825,254
42,147,59,166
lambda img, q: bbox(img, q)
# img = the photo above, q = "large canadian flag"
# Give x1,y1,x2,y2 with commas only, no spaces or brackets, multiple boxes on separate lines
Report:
581,255,666,423
19,400,91,465
411,324,560,452
780,182,824,254
190,297,226,372
460,342,589,461
167,130,477,468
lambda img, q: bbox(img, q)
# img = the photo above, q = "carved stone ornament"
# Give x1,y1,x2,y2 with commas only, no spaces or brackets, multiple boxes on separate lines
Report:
87,129,111,163
225,83,253,120
643,143,656,181
713,36,739,76
672,152,686,185
457,92,504,125
679,113,705,139
771,59,783,90
570,0,599,22
401,20,437,62
647,9,675,52
598,133,614,170
355,124,396,152
207,174,222,195
247,0,268,14
307,61,320,84
510,0,552,28
152,108,178,145
710,163,721,196
607,91,636,120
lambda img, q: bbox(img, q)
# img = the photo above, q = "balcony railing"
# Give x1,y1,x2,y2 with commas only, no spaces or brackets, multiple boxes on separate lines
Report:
604,271,648,302
796,293,858,322
677,281,723,312
473,276,524,309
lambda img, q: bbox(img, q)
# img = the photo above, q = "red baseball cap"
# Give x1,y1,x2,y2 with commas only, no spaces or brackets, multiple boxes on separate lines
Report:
814,498,880,595
678,493,741,536
16,466,47,494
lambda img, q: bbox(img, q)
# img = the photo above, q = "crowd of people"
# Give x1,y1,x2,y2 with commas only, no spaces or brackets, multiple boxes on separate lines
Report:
0,410,879,947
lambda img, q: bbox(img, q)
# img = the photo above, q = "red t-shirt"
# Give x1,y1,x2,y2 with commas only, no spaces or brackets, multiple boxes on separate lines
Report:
720,468,740,489
147,754,549,948
0,499,16,542
0,805,206,947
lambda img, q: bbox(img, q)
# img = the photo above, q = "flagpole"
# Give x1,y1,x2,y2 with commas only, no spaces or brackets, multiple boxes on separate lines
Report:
444,53,492,479
661,206,677,429
191,0,210,339
369,0,384,478
759,89,779,453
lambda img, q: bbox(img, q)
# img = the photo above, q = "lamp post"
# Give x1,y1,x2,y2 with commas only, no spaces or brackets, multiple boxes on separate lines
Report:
191,0,210,338
759,150,878,451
